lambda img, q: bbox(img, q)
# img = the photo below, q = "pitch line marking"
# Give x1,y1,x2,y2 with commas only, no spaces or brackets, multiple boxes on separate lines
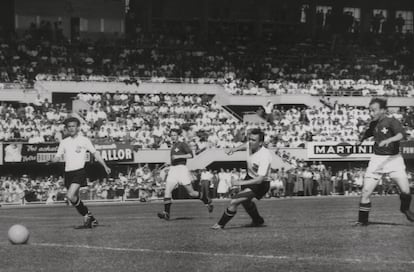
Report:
0,215,161,220
30,242,414,265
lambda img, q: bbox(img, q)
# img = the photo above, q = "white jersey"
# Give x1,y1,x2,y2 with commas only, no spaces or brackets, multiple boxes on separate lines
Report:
246,145,272,180
56,135,96,172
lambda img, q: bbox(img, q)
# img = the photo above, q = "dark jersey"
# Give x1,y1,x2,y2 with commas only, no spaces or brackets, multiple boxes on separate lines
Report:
171,141,192,166
362,116,406,155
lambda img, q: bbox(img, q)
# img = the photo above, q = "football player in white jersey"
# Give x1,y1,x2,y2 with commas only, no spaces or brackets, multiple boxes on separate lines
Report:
51,117,111,228
211,128,273,229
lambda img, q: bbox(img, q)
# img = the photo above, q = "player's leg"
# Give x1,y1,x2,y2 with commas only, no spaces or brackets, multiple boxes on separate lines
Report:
181,167,206,200
211,189,254,229
184,184,200,198
157,173,175,220
67,183,97,228
390,172,414,222
356,156,386,226
241,199,265,226
66,170,97,228
183,184,214,212
357,173,380,225
181,167,213,212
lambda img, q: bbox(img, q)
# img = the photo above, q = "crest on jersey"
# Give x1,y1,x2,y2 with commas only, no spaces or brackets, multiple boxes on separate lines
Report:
381,127,388,134
75,145,82,153
251,163,259,173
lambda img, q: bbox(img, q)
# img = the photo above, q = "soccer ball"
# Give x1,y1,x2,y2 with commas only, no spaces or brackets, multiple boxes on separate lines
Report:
8,224,30,245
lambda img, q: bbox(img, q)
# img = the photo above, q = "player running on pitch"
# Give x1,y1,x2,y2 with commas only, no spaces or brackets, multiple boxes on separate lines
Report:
157,128,213,220
356,98,414,226
51,117,111,228
211,128,272,229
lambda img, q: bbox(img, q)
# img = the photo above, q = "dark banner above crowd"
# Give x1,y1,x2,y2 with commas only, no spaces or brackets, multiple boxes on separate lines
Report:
2,143,59,164
0,142,134,164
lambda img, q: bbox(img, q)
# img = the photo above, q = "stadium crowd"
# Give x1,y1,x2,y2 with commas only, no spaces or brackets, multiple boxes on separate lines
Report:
2,162,413,204
225,78,414,97
1,92,414,150
1,20,414,96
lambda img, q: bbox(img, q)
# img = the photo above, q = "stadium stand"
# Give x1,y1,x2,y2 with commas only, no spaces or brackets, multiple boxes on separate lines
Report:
1,8,414,205
1,20,413,93
1,97,413,149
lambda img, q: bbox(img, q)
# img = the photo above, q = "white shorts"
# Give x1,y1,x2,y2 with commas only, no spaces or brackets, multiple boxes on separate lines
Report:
270,181,283,189
365,154,407,180
165,165,193,194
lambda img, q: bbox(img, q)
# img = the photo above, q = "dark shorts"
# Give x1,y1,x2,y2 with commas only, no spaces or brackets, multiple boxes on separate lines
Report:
64,168,87,189
239,181,270,200
241,181,270,199
237,174,270,200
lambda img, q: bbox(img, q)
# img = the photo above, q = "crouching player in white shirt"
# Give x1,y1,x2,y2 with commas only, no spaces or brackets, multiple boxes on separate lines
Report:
211,128,272,229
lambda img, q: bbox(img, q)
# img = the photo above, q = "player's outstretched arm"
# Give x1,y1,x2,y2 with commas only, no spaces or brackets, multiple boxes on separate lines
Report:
359,120,377,143
93,151,111,175
226,143,247,155
355,138,367,146
357,126,374,145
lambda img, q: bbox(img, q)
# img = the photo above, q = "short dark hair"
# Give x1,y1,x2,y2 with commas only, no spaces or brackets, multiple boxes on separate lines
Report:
250,128,265,142
170,128,182,135
64,117,81,126
369,98,387,109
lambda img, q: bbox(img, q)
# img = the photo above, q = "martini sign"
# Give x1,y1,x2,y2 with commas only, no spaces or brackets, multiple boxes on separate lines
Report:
307,142,374,159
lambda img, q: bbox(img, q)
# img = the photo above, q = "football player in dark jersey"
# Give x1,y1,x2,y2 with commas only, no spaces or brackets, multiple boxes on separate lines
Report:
157,128,213,220
356,98,414,225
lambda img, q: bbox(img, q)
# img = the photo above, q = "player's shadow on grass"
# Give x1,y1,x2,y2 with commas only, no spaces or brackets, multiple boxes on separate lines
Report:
171,217,195,221
224,224,268,230
73,224,111,229
365,221,409,227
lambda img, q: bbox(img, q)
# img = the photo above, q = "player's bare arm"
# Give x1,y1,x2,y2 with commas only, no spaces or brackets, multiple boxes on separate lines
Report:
93,151,111,175
226,143,247,155
378,132,404,147
232,175,265,186
357,123,375,145
171,153,193,160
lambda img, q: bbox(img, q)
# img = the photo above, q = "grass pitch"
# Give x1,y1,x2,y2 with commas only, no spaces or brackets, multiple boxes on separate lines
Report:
1,196,413,272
